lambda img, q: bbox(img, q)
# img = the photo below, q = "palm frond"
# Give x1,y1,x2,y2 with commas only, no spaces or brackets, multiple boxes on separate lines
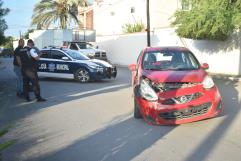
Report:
31,0,86,29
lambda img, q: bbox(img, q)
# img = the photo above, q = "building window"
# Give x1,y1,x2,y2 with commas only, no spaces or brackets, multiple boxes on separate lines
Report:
131,7,135,13
110,11,115,16
181,0,190,10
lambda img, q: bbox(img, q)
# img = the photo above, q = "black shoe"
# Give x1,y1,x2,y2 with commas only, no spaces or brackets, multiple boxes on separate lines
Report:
37,97,47,102
26,97,31,102
17,92,24,97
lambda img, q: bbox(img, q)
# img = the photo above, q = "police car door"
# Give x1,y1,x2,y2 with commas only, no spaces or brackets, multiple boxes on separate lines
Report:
49,50,72,78
38,50,51,73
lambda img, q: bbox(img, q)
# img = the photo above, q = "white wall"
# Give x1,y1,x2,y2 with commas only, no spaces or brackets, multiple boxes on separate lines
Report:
29,29,72,49
94,0,179,35
96,28,241,75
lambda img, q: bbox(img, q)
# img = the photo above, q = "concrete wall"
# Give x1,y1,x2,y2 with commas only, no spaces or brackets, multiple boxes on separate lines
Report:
96,28,241,75
93,0,180,35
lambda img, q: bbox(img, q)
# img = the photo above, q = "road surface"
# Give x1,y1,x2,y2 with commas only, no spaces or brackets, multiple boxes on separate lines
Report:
0,58,241,161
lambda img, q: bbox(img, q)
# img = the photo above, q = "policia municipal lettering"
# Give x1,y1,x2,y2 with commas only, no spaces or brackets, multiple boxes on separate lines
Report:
16,39,46,102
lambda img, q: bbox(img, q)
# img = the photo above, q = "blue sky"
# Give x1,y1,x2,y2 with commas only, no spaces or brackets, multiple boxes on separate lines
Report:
3,0,36,38
3,0,93,39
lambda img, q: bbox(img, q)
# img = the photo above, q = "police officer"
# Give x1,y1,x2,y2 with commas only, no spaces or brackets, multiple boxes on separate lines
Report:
13,39,24,96
16,39,46,102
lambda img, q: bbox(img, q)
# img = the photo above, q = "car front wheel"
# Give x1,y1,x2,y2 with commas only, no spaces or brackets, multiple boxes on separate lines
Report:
74,68,90,82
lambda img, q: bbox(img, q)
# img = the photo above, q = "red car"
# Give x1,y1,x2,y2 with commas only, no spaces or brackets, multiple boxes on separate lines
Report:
129,47,223,125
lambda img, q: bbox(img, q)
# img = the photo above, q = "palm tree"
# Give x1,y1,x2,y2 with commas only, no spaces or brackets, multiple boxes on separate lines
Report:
31,0,88,29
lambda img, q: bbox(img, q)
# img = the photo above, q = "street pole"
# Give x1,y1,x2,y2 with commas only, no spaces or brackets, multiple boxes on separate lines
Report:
19,30,22,39
146,0,151,47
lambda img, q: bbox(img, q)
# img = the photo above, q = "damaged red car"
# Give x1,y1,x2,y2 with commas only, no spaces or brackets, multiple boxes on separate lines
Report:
129,47,223,125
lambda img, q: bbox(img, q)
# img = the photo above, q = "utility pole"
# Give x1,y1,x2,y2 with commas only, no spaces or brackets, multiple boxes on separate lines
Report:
19,30,22,39
146,0,151,47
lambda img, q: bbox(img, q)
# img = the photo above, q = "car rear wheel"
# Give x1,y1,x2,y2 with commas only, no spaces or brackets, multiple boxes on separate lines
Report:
75,68,90,83
134,98,142,119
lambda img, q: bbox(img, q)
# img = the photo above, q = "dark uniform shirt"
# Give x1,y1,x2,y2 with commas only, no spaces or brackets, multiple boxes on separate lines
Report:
18,46,38,69
13,46,23,66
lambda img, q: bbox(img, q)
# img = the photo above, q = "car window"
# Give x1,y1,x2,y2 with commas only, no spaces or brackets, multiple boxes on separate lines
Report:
136,50,143,70
40,50,51,58
142,50,199,71
51,50,67,60
65,50,89,60
77,43,87,49
70,44,78,50
86,43,94,49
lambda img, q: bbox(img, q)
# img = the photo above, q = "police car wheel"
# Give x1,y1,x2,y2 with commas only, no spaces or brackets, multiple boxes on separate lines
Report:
75,68,90,82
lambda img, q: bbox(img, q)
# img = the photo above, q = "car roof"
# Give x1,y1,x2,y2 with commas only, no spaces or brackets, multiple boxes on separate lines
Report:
42,47,70,52
143,46,190,53
68,41,92,44
41,47,87,56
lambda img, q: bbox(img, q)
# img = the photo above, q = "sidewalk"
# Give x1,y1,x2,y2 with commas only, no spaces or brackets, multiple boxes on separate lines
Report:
209,73,241,82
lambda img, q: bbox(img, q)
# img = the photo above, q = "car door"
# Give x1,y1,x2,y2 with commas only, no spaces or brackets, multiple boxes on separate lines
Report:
38,50,51,73
50,50,72,75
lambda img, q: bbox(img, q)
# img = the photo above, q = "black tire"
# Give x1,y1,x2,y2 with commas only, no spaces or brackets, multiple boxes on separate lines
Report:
74,68,90,83
134,98,142,119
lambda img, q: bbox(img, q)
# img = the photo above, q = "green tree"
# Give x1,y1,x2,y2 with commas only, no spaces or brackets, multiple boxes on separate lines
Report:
3,36,13,49
23,29,34,39
172,0,240,40
31,0,88,29
0,0,9,45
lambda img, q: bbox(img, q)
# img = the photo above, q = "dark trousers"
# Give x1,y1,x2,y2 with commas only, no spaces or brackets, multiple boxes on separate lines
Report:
22,68,41,99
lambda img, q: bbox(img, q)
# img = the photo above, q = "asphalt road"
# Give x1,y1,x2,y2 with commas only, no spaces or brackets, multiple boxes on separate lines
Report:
0,58,241,161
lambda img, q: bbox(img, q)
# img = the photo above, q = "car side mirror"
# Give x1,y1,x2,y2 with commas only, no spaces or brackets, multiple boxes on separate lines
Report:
62,57,70,61
96,46,99,49
201,63,209,70
128,64,137,71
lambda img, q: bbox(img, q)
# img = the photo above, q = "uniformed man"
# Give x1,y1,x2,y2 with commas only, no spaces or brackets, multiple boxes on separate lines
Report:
16,39,46,102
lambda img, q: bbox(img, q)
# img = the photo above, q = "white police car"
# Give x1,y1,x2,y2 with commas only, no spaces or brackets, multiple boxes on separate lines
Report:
38,47,117,82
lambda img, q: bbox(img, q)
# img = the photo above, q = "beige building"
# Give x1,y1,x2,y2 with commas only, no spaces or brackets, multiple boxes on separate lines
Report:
80,0,188,35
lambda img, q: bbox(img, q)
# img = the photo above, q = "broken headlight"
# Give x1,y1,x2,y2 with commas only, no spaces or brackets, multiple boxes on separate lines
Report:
140,79,158,101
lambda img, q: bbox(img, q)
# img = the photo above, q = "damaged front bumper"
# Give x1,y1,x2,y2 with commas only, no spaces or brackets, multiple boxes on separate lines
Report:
92,66,117,80
136,84,223,125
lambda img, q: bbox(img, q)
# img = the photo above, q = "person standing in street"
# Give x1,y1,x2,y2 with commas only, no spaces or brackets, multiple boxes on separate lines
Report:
13,38,24,97
16,39,46,102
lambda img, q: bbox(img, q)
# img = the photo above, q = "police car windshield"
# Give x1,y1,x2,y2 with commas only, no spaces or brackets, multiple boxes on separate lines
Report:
65,50,90,60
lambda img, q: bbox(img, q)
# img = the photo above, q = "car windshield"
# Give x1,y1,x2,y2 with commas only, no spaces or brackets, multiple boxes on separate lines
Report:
65,50,90,60
76,42,95,49
142,50,200,71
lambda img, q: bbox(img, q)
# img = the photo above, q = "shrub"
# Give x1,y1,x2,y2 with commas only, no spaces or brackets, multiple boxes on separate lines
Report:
172,0,239,40
122,22,145,33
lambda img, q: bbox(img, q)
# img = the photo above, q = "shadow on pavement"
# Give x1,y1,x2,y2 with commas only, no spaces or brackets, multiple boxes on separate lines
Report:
184,78,241,161
29,115,175,161
0,58,131,128
1,58,241,161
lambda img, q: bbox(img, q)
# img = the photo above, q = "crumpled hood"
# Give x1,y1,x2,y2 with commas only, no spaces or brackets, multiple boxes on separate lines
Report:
142,69,207,83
